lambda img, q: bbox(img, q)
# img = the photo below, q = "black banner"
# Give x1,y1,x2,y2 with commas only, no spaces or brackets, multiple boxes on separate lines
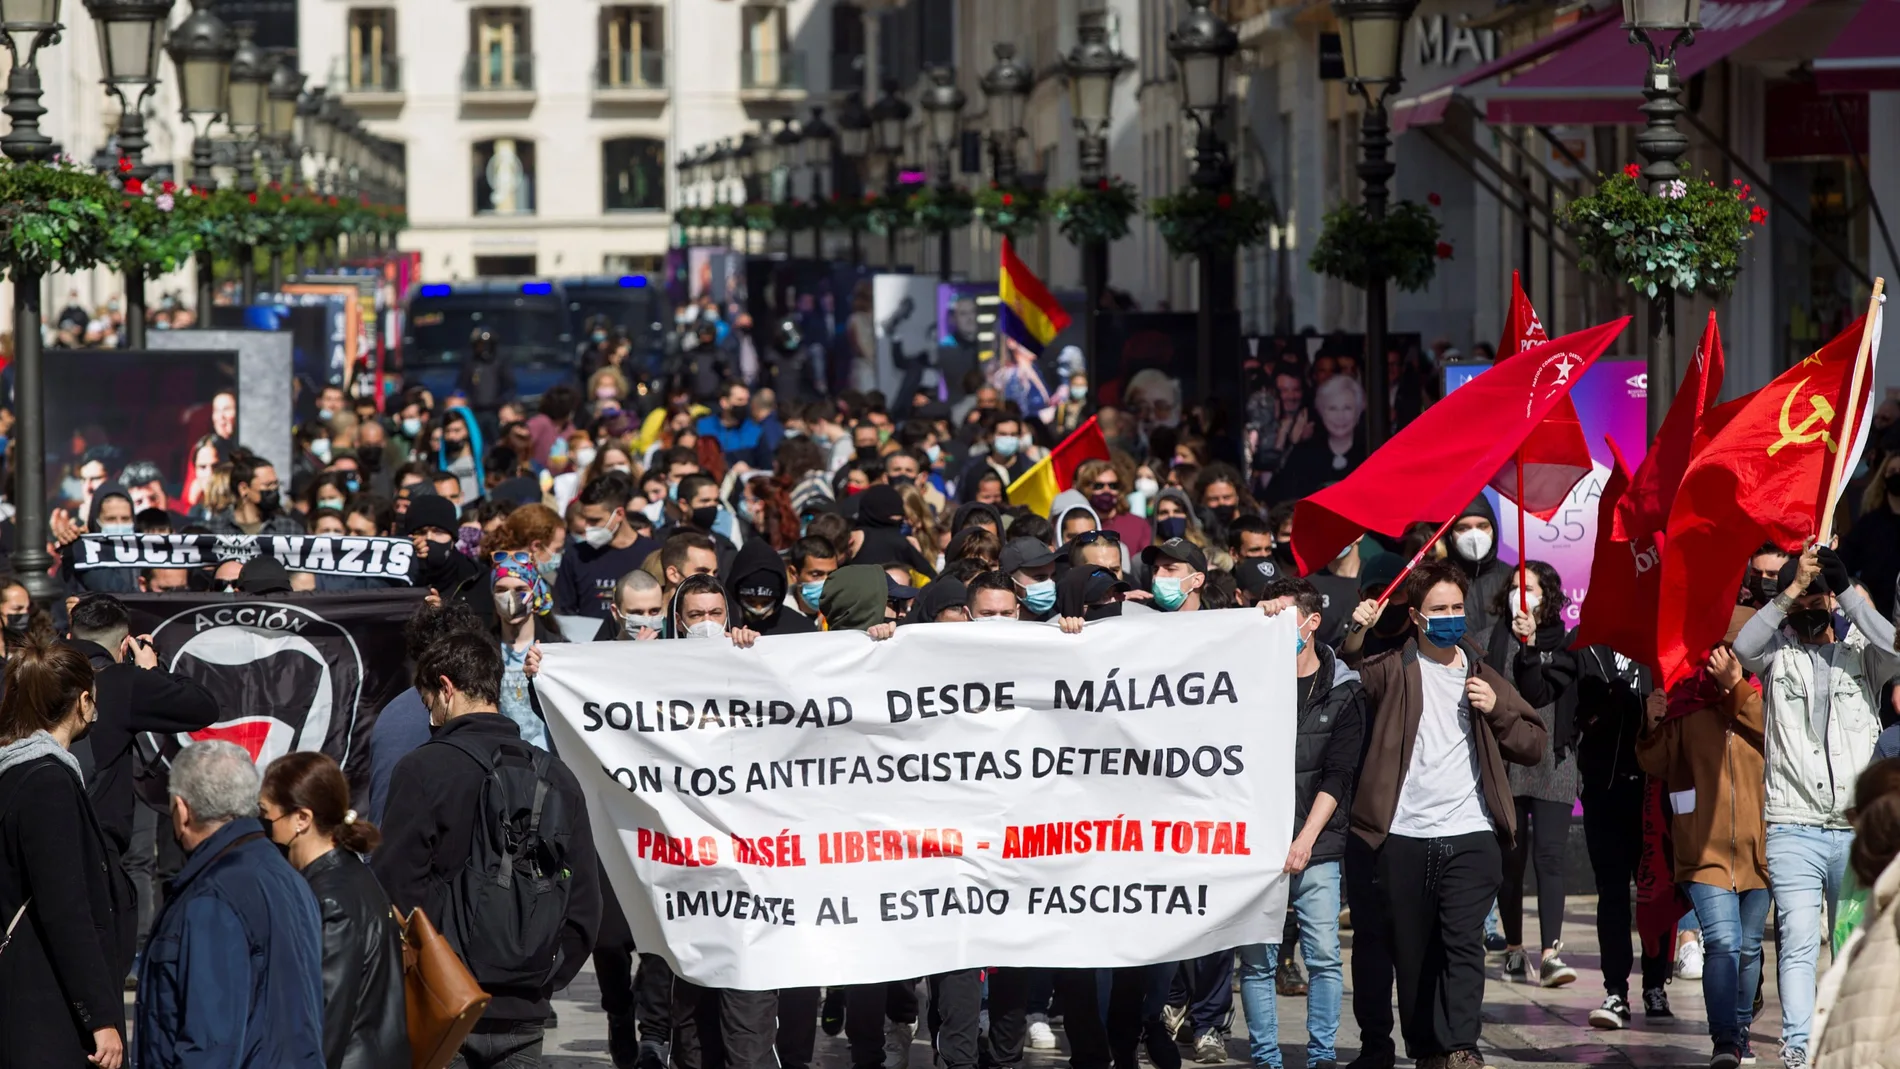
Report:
125,590,428,799
73,534,415,583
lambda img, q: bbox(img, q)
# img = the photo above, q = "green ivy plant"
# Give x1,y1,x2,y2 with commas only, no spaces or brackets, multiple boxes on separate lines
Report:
1309,199,1447,294
1564,166,1763,298
1051,177,1140,246
907,185,975,235
1148,188,1273,259
973,185,1045,239
0,159,119,279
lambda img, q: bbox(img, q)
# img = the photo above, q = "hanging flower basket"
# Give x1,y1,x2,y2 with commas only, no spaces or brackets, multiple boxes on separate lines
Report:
772,198,824,232
865,191,910,236
106,177,205,278
826,193,871,232
1309,199,1446,294
1564,166,1763,298
907,185,975,235
743,202,778,232
973,185,1045,239
1051,177,1140,246
0,158,119,280
1148,188,1272,259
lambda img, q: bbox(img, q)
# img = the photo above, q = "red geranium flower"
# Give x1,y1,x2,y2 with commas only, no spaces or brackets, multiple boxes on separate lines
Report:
281,194,291,203
1001,192,1014,207
1435,241,1454,260
248,191,258,204
161,179,176,194
1751,204,1768,224
1097,178,1110,191
1623,163,1641,180
117,156,131,173
1427,192,1442,207
124,177,144,195
1216,193,1233,209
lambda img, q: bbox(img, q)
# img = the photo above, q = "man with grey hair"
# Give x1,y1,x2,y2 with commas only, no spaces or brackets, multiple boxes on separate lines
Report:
135,741,325,1069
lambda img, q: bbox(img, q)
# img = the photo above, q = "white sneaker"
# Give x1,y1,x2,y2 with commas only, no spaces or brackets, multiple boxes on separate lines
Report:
1193,1032,1227,1064
1025,1013,1057,1050
1160,1004,1189,1043
1677,935,1705,980
885,1021,914,1069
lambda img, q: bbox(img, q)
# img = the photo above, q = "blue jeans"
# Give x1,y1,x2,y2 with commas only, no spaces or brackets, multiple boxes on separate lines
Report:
1766,823,1853,1054
1237,861,1343,1068
1682,883,1770,1048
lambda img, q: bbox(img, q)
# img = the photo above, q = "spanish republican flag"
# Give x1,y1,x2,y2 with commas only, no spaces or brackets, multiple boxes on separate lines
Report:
1655,303,1884,689
999,237,1071,354
1007,415,1112,517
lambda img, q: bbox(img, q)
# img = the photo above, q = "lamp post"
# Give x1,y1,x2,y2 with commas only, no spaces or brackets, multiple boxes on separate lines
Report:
1065,10,1132,403
2,0,65,601
737,132,761,253
1168,0,1238,407
84,0,174,349
1625,0,1700,435
1333,0,1418,449
264,50,302,289
980,43,1031,187
773,118,800,255
167,0,234,312
224,19,268,303
870,78,911,267
919,65,965,282
837,92,871,263
801,105,834,259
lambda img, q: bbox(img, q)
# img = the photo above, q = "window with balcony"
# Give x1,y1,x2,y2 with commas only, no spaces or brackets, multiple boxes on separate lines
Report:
603,138,666,212
347,9,398,91
741,5,801,89
598,5,664,89
468,8,532,91
473,138,536,215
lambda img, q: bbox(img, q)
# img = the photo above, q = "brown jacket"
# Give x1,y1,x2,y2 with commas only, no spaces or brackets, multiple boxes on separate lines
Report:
1633,680,1767,892
1345,639,1548,850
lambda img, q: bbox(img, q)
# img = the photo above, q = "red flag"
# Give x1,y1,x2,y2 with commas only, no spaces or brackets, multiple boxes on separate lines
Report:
1572,313,1728,667
1499,270,1549,355
1656,311,1883,688
1489,273,1591,520
1291,319,1630,574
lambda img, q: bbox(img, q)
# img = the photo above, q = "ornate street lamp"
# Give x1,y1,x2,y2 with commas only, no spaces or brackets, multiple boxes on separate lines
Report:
869,79,911,266
836,94,871,263
1064,7,1133,404
918,65,965,281
225,21,268,196
1332,0,1418,448
979,42,1032,187
1626,0,1701,434
167,0,234,312
84,0,174,348
2,0,66,599
801,105,834,258
1168,0,1239,411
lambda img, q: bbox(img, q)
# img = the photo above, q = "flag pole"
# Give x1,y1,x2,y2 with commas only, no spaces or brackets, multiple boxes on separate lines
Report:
1818,277,1887,544
1516,450,1529,633
1346,511,1461,634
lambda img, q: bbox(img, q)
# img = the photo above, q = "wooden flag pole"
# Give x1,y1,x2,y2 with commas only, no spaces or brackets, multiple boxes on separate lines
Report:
1818,277,1887,544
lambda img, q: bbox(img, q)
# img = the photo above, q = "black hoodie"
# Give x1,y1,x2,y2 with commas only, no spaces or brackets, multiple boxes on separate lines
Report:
723,539,814,636
1450,495,1510,636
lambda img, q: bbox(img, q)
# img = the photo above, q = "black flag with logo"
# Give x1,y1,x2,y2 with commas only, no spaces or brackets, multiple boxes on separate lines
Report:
123,589,428,799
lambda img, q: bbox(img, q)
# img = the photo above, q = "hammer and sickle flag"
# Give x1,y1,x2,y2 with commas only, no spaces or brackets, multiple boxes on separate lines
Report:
1656,306,1884,689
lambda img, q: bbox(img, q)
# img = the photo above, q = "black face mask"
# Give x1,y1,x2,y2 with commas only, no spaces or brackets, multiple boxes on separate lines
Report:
690,506,719,532
357,449,382,473
1155,516,1188,541
1211,504,1240,525
1787,608,1833,643
1740,574,1774,608
856,444,880,464
445,438,467,456
3,612,27,631
414,539,458,583
255,490,281,514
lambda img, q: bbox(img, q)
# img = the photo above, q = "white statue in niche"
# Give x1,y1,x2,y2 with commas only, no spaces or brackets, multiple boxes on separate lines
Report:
487,138,528,214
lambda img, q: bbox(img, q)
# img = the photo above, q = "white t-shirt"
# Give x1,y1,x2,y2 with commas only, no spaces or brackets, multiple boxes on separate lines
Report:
1388,651,1494,839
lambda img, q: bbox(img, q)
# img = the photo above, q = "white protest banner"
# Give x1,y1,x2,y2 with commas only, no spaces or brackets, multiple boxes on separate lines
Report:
536,608,1295,990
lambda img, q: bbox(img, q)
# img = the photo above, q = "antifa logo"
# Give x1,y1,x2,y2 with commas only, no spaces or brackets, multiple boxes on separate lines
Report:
149,602,365,772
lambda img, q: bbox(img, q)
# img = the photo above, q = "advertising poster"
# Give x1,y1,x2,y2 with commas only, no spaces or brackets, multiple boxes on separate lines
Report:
1091,311,1244,464
1445,359,1649,625
872,274,941,404
44,349,238,515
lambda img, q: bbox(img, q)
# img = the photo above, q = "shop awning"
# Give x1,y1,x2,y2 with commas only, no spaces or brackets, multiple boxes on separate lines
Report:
1483,0,1815,125
1815,0,1900,91
1389,8,1619,133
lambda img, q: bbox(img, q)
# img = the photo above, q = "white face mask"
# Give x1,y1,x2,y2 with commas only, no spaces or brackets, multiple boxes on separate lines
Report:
1134,476,1160,499
622,612,664,636
582,513,620,549
100,522,135,536
1452,527,1493,562
575,447,598,470
1515,591,1542,618
685,620,725,640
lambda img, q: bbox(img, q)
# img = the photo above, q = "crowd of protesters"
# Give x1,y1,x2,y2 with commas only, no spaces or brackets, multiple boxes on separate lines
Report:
5,342,1900,1069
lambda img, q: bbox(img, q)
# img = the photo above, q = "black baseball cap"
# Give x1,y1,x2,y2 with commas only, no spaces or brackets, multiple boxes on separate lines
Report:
999,536,1059,576
236,555,293,595
886,574,919,601
1235,556,1281,597
1141,537,1208,573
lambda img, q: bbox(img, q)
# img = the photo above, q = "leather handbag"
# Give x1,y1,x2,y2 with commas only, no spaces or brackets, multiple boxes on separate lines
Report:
400,907,491,1069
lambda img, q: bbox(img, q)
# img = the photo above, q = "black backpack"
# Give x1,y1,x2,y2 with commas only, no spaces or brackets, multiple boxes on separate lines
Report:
431,734,576,990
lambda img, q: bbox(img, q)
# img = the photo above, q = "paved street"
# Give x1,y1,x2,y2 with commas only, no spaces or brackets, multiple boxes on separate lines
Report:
537,894,1802,1069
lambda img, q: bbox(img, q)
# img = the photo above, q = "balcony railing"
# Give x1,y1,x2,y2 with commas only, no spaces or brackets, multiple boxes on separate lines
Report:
740,50,806,91
463,52,535,93
340,54,401,93
595,49,667,90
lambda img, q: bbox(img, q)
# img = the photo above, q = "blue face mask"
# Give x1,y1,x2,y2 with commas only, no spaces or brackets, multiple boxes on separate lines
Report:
1421,613,1467,648
401,417,422,438
800,580,825,611
1155,516,1188,541
1022,578,1056,614
992,434,1021,458
1152,576,1190,611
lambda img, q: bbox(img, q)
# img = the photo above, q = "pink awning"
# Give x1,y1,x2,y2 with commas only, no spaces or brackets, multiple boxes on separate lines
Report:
1483,0,1815,126
1815,0,1900,91
1389,8,1619,133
